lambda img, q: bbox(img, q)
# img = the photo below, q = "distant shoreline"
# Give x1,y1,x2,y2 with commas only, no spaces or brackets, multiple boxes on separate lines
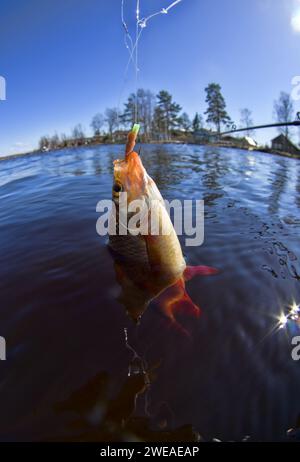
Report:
1,140,299,162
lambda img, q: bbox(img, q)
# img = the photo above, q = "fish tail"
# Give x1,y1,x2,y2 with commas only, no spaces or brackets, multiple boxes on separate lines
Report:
165,317,191,339
172,289,202,319
157,278,201,323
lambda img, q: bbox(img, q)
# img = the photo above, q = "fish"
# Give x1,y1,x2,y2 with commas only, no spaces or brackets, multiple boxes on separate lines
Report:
109,124,218,332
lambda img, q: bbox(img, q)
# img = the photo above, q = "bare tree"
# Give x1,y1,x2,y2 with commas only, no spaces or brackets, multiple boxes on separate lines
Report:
122,89,155,140
138,89,155,140
105,108,119,139
91,113,105,136
273,92,294,138
39,135,50,151
72,124,85,144
60,133,68,148
240,108,254,136
49,133,60,150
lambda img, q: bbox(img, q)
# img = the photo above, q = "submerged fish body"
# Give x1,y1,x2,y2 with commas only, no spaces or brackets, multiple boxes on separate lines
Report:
109,127,217,329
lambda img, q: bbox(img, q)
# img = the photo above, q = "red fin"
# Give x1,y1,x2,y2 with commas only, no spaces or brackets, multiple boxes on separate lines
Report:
156,278,201,336
184,265,219,281
172,291,201,319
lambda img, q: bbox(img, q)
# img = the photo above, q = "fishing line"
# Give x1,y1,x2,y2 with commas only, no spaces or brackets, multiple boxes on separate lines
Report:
118,0,183,126
124,327,153,418
121,0,135,71
117,0,136,129
124,327,148,377
135,0,140,123
122,0,183,75
118,3,183,414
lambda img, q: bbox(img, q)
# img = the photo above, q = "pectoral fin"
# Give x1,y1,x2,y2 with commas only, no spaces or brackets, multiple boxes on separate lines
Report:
183,265,219,281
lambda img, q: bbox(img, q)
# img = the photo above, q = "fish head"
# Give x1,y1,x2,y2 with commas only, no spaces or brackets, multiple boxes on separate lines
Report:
113,151,161,204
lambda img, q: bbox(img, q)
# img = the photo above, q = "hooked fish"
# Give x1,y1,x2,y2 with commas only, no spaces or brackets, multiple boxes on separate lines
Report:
109,125,217,332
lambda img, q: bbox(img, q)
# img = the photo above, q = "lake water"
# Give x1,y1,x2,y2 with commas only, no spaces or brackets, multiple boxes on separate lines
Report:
0,144,300,442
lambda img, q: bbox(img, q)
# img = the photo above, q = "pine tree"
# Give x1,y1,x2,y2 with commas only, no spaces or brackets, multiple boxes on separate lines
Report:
179,112,192,132
152,105,165,140
121,93,136,128
192,113,203,132
156,90,182,140
205,83,231,133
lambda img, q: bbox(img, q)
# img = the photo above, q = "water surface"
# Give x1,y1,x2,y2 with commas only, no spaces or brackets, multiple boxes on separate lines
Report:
0,144,300,441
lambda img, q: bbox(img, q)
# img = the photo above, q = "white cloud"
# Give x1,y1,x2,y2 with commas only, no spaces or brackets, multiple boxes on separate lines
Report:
14,141,27,147
9,141,34,155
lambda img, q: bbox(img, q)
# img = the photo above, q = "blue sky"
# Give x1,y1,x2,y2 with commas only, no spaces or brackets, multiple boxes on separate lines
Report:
0,0,300,156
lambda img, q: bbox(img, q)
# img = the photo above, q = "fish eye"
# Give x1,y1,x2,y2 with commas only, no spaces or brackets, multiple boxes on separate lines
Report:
113,183,122,193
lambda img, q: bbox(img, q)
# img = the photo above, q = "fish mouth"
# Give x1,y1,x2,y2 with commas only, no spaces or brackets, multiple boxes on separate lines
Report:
113,124,147,199
113,151,147,198
125,123,140,160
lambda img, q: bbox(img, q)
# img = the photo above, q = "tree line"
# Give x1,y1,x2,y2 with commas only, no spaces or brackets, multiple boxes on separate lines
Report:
39,84,298,151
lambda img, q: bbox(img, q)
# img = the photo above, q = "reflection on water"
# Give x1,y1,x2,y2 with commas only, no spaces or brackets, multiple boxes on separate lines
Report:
296,170,300,210
0,144,300,442
268,159,289,215
52,363,201,442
